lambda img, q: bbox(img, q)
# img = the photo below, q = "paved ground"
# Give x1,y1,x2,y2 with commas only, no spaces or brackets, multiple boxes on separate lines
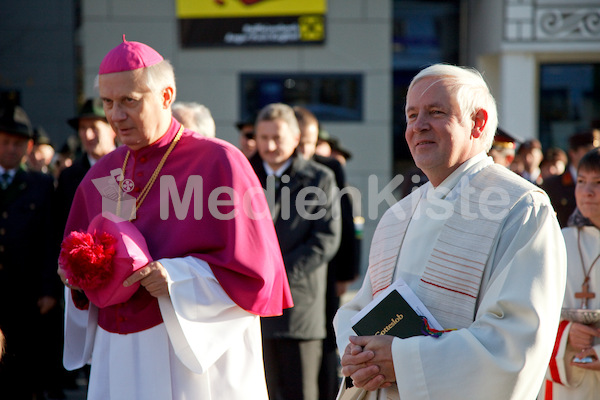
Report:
49,370,87,400
63,387,87,400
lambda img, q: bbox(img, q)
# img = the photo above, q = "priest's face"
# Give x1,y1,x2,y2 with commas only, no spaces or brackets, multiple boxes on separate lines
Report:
405,76,487,187
256,119,300,171
99,69,173,151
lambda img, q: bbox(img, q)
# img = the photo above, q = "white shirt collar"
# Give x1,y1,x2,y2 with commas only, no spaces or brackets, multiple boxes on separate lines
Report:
569,164,577,181
425,152,492,201
0,166,17,178
88,154,98,167
263,158,293,177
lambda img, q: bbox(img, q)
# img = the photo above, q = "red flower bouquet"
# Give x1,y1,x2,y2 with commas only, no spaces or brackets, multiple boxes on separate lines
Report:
59,231,117,290
59,213,152,308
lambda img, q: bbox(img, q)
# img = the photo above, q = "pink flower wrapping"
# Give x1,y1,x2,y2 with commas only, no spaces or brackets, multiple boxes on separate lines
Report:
60,213,152,308
59,230,118,290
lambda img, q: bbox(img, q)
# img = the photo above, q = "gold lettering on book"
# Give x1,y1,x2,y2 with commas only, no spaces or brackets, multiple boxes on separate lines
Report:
375,313,404,335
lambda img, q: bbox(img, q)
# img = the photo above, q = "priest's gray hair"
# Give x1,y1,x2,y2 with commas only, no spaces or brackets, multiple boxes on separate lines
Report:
256,103,300,136
407,63,498,151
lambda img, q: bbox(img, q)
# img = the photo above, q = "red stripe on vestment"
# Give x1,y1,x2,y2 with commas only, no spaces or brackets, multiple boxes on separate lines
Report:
544,379,553,400
372,285,390,297
420,278,477,299
548,320,570,385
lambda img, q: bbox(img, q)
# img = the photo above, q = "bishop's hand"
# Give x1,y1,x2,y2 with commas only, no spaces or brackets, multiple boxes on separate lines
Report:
124,261,170,298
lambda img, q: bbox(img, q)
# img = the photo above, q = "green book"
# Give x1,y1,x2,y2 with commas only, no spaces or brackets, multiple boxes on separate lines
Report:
352,289,426,338
351,278,443,338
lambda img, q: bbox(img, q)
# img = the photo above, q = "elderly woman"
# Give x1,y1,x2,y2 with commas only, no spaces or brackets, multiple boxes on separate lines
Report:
541,147,600,399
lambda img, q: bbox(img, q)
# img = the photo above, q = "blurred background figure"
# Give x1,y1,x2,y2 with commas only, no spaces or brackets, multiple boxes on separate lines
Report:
541,147,568,180
172,101,216,138
315,128,333,158
294,106,359,400
27,126,56,175
0,102,59,400
488,127,519,168
251,103,340,400
539,147,600,399
0,328,4,361
543,129,600,227
52,141,76,181
235,116,256,158
328,136,353,166
56,97,117,232
53,97,118,395
516,139,544,185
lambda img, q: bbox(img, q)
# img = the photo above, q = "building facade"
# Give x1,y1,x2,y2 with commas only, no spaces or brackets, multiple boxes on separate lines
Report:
2,0,599,274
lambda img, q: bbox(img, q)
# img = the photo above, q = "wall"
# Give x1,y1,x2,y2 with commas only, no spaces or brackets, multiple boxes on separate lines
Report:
469,0,600,142
0,0,76,145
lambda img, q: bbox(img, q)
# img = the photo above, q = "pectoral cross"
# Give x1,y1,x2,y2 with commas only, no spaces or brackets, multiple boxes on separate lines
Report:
575,278,595,309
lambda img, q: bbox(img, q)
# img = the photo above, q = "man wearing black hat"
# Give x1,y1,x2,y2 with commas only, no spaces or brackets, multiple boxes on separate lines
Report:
488,127,520,168
0,103,58,399
235,117,257,158
55,98,116,234
542,129,600,227
27,126,56,174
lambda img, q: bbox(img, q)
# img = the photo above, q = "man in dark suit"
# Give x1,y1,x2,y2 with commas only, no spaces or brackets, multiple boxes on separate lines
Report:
52,97,116,393
250,103,341,400
0,103,58,399
542,129,599,227
55,98,116,234
293,106,360,400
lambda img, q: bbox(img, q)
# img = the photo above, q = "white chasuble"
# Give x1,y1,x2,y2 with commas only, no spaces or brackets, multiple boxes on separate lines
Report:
335,154,566,400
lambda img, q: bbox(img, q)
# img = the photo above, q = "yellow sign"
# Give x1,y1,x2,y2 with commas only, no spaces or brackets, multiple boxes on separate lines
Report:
298,15,325,42
176,0,327,19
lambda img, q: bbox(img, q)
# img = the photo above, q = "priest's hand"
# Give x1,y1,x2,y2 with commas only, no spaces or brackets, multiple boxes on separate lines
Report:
124,261,170,298
341,335,395,391
568,322,600,351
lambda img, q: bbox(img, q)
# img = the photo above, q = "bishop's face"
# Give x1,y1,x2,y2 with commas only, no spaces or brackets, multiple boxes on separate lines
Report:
99,69,172,151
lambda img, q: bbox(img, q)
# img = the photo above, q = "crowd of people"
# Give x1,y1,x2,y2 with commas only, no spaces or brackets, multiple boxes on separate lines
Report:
0,36,599,400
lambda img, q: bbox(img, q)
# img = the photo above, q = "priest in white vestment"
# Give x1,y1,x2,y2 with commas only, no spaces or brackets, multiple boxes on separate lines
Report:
540,147,600,400
334,64,566,400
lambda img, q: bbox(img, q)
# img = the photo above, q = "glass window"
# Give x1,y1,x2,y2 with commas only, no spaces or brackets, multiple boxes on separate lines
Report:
240,73,363,122
539,63,600,150
392,0,460,176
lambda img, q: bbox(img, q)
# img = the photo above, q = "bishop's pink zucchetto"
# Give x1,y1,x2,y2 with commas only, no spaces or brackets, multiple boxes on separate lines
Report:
99,34,164,75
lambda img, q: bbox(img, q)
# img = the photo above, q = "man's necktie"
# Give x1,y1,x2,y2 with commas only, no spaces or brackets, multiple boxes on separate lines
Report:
274,176,281,191
0,173,11,190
